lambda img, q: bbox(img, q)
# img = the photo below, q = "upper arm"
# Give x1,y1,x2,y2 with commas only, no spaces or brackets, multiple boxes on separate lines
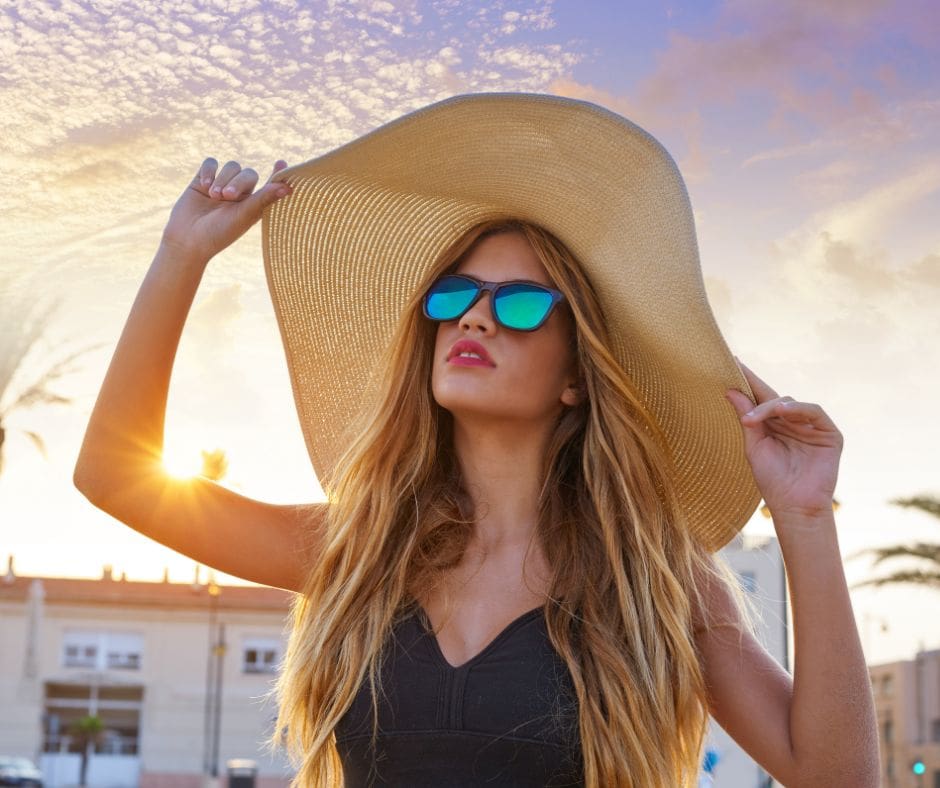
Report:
75,462,325,592
694,568,798,786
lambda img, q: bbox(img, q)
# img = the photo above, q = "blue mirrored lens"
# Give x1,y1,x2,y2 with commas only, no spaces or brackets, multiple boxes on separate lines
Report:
494,284,553,330
425,276,478,320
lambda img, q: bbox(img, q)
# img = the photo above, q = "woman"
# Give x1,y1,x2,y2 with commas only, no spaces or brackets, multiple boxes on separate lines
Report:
74,94,878,787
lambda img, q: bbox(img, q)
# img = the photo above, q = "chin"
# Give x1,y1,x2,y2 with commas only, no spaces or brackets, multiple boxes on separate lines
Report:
434,391,554,427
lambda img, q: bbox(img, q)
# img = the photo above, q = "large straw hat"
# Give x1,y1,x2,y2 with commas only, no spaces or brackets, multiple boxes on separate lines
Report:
261,92,760,551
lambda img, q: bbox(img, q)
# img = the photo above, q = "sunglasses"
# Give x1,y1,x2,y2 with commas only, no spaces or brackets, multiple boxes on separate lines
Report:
422,274,565,332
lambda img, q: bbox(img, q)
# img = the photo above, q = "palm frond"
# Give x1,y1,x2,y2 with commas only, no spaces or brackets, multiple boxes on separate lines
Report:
890,496,940,520
851,570,940,590
1,344,104,415
851,543,940,567
1,275,105,477
0,288,61,401
7,386,72,412
22,430,47,457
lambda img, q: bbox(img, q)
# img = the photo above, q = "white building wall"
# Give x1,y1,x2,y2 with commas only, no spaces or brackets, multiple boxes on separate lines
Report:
0,591,45,759
706,532,788,788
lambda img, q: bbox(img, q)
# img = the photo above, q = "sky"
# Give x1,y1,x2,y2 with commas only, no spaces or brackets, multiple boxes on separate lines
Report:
0,0,938,666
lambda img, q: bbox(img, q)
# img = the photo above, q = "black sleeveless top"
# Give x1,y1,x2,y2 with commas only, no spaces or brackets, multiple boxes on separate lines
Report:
335,606,584,787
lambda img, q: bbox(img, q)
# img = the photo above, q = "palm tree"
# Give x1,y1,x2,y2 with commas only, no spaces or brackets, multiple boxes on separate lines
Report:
0,277,97,476
69,714,104,786
850,496,940,590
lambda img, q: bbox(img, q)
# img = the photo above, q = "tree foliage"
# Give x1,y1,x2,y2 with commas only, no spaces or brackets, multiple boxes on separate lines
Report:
69,714,105,787
0,275,100,475
850,496,940,590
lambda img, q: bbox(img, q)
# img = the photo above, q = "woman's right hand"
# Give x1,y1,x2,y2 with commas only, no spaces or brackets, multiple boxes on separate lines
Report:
76,155,319,592
160,158,294,263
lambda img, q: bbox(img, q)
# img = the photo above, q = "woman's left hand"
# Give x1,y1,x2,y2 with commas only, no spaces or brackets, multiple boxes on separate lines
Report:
725,359,843,521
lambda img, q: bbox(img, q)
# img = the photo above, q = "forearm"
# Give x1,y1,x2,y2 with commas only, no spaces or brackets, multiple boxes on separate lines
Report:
74,241,209,498
776,511,879,786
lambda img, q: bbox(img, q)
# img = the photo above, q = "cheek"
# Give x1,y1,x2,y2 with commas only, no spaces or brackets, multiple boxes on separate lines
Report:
433,324,454,363
508,337,574,400
430,325,450,391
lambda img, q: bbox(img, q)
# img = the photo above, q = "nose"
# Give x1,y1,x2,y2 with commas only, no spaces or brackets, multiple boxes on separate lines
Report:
459,291,496,334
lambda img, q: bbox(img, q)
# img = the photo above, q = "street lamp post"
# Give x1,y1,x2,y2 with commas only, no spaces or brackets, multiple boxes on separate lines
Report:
210,620,227,779
198,450,229,786
202,574,222,785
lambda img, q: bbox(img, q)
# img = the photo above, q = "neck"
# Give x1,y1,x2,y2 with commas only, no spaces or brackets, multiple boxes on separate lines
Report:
451,414,554,552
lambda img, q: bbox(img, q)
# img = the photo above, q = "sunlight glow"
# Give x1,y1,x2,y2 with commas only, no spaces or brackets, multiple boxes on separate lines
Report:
161,442,204,480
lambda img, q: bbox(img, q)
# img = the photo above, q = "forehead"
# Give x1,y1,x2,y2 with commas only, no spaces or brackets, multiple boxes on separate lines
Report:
453,231,553,285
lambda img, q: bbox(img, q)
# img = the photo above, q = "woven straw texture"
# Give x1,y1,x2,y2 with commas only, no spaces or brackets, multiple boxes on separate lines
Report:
261,92,760,551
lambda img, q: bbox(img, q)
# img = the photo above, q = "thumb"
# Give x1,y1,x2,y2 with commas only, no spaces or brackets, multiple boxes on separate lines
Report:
239,172,293,222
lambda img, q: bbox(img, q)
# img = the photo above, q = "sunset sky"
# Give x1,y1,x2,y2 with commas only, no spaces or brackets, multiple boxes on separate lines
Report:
1,0,938,665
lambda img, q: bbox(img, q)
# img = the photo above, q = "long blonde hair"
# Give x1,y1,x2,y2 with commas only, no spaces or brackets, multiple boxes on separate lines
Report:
270,217,751,786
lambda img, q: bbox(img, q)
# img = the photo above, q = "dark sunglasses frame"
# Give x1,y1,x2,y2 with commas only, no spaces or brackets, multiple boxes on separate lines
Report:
422,274,566,331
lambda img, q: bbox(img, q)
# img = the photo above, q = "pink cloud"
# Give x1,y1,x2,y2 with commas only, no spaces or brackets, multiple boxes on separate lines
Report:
629,0,922,144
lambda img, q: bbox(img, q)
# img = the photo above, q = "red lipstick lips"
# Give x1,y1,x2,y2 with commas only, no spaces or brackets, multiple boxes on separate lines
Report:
446,339,495,367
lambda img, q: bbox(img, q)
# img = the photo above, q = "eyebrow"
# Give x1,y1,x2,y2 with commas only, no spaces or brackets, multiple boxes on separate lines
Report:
457,273,553,287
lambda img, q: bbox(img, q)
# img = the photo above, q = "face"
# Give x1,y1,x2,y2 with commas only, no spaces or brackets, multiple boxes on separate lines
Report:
430,231,580,426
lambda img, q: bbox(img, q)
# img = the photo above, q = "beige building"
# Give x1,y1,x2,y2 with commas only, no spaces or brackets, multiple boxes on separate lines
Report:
0,561,294,787
870,649,940,788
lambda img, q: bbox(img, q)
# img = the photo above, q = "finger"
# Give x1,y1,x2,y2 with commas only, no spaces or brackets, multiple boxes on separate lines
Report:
740,396,799,424
218,167,260,200
194,157,219,190
231,176,294,228
734,357,779,402
772,401,837,430
265,160,293,197
208,160,243,198
267,160,289,182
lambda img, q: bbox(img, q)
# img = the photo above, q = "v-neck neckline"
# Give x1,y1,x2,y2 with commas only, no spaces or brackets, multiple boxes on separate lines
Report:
416,605,543,670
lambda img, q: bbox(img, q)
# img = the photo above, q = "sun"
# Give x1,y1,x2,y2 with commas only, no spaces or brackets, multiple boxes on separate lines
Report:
161,440,205,480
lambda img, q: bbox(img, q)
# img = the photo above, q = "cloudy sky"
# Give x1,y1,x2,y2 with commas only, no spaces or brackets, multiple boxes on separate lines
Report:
0,0,937,664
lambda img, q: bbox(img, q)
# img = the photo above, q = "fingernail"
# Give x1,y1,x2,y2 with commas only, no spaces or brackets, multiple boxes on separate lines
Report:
223,185,236,194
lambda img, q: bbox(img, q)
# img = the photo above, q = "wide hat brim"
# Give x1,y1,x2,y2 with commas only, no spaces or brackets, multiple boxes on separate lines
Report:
261,92,760,552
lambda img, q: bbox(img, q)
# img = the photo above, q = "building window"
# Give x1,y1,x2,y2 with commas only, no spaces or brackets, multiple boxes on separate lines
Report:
883,718,893,744
62,631,142,671
63,640,97,669
43,682,142,755
932,718,940,743
934,769,940,788
882,675,893,696
243,637,281,674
